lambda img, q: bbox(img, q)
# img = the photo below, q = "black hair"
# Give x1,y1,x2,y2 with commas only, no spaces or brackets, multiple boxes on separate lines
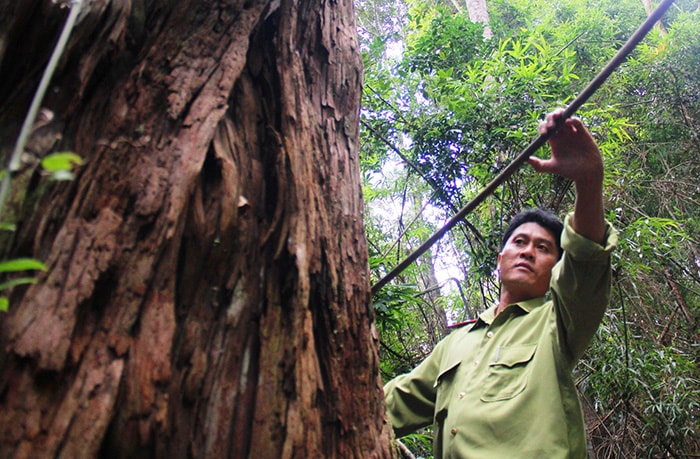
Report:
501,208,564,258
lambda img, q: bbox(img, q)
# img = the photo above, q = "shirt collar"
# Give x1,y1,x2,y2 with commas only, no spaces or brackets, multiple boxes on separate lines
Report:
472,296,547,328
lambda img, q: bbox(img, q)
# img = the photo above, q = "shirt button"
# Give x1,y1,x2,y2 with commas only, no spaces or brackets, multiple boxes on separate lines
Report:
450,428,458,436
473,360,479,367
486,331,494,338
458,392,465,399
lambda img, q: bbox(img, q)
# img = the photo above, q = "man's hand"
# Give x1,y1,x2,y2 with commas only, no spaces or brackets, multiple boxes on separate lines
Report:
528,108,606,245
528,108,603,186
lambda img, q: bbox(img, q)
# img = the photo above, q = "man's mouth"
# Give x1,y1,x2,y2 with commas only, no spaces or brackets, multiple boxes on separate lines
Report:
514,263,533,272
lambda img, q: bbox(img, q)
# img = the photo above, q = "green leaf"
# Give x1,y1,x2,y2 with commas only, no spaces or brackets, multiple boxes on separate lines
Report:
40,152,83,173
0,297,8,312
0,223,16,232
0,277,38,291
0,258,47,273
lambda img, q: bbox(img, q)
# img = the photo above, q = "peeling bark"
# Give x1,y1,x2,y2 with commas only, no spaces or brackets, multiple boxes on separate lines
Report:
0,0,393,457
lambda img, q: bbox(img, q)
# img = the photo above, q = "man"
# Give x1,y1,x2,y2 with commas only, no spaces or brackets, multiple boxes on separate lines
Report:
383,109,618,458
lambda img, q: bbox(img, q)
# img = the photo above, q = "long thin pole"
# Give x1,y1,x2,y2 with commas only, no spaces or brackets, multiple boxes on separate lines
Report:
371,0,675,295
0,0,83,222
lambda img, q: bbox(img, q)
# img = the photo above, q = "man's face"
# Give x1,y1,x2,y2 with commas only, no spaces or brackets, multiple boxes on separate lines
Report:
497,222,559,301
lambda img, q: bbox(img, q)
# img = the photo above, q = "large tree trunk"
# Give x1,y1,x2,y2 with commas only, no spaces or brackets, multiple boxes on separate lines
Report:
0,0,394,457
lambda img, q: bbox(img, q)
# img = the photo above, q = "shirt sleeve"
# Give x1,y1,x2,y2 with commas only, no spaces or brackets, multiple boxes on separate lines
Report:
551,213,618,365
383,336,451,437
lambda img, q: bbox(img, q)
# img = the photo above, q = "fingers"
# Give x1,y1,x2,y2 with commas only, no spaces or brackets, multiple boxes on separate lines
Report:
527,156,552,173
530,108,603,182
537,109,592,151
527,156,543,171
537,108,566,135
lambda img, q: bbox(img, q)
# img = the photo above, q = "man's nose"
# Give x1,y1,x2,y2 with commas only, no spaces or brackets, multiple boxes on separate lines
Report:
519,244,535,260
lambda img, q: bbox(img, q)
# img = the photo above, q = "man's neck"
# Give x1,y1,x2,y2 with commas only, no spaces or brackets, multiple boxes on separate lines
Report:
496,290,534,316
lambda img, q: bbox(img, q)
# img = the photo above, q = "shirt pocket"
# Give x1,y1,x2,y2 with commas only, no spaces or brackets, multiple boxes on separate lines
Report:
434,360,461,424
480,343,537,402
431,359,461,451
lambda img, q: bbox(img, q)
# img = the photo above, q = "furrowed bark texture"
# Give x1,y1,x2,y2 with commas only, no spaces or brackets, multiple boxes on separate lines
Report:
0,0,393,457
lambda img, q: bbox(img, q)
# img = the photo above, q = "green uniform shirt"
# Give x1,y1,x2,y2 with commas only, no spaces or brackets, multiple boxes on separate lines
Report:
384,214,618,458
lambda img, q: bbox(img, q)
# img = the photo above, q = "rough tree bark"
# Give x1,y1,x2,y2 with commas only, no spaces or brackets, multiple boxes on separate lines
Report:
0,0,394,457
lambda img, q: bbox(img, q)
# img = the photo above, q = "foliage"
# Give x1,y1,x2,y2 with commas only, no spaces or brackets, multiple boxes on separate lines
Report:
40,151,84,181
0,150,81,312
400,430,434,458
0,257,46,312
403,6,488,78
360,0,700,455
582,306,699,457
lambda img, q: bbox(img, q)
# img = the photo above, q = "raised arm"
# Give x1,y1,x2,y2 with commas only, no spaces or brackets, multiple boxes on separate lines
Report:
528,109,606,244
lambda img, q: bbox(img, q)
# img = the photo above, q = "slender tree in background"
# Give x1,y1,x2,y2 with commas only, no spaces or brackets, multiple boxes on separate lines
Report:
465,0,492,38
0,0,394,457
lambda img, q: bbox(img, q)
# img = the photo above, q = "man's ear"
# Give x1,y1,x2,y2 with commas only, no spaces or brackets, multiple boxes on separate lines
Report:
497,252,502,271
